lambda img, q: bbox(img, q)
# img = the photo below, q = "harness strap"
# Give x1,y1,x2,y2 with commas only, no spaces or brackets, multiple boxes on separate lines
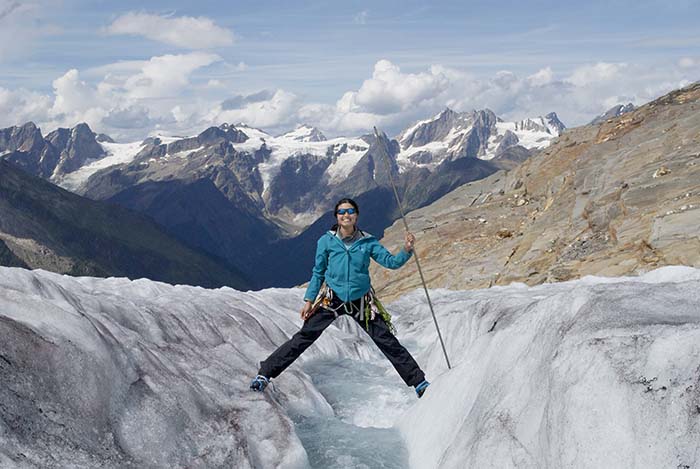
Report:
322,289,377,324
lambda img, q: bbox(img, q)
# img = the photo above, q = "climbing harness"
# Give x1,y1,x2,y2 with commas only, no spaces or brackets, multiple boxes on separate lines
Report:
309,283,396,333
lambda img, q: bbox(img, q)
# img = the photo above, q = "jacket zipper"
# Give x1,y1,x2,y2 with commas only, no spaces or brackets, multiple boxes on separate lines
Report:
329,232,370,302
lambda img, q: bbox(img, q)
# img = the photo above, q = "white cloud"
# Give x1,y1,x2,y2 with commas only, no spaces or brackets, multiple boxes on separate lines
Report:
106,12,234,49
102,105,156,129
50,69,100,116
122,52,221,99
354,10,369,25
44,69,111,130
1,55,698,143
678,57,698,68
527,67,554,87
206,89,300,129
317,59,699,136
341,59,451,115
566,62,627,87
0,52,224,139
0,86,52,127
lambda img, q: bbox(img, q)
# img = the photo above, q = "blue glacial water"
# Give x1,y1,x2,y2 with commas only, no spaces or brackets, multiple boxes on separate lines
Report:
291,358,415,469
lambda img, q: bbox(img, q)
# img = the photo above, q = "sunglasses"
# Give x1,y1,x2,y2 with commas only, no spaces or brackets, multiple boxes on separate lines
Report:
336,208,357,215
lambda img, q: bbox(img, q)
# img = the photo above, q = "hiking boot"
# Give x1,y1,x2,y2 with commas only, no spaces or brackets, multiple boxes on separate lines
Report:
415,379,430,398
250,375,270,392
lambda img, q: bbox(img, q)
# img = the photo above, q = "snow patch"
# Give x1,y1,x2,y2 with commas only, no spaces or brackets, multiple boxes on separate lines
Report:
55,141,146,191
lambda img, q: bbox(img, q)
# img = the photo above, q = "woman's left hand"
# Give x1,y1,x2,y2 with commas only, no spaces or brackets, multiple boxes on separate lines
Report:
404,232,416,252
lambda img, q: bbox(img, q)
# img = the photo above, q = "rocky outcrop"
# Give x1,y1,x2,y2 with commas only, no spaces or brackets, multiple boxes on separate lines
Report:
372,82,700,300
1,122,107,179
589,103,636,125
0,122,59,178
545,112,566,134
400,109,464,148
47,123,106,176
96,133,115,143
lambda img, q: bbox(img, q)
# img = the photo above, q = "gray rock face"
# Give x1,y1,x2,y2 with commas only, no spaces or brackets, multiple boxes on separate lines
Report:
96,133,115,143
0,122,59,178
48,123,106,176
495,130,520,157
266,153,331,213
460,109,499,159
401,109,460,147
164,124,248,156
545,112,566,134
589,103,636,125
198,124,249,145
0,122,45,153
514,114,560,134
0,122,106,179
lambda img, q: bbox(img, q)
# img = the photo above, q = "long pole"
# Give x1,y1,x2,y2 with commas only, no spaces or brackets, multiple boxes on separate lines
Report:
373,127,452,370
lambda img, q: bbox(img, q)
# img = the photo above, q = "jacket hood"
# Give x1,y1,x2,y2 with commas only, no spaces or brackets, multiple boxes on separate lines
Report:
326,229,375,240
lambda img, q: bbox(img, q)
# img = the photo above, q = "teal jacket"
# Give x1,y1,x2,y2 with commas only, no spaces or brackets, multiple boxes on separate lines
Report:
304,230,413,303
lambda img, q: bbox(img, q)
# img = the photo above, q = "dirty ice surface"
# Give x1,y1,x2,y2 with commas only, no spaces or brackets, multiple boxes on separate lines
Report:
1,266,699,468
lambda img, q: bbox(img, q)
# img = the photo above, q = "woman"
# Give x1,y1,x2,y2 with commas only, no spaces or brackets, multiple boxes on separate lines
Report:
250,198,430,398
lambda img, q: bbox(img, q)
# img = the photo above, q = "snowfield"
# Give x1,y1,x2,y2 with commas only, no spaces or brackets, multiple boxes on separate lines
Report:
1,266,699,468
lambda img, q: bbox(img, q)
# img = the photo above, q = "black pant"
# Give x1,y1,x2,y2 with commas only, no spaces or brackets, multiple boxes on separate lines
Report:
258,297,426,387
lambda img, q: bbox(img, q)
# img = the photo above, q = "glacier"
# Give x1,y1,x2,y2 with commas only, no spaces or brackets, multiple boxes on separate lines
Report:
1,266,699,468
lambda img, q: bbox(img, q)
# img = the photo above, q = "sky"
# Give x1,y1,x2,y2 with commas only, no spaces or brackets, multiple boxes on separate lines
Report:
0,0,699,140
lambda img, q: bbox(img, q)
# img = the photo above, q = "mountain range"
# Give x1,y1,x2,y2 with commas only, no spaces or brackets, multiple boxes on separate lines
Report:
1,108,564,288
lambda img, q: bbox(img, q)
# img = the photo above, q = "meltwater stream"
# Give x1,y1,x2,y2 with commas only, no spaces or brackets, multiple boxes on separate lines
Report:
290,358,415,468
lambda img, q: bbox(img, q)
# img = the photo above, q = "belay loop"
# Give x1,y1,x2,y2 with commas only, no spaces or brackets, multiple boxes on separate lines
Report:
310,283,396,333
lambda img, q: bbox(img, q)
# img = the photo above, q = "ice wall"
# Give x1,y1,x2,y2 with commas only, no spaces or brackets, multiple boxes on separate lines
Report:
0,267,377,468
395,267,700,469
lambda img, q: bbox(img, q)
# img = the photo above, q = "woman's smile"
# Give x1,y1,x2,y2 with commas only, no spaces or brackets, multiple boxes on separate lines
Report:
336,204,358,230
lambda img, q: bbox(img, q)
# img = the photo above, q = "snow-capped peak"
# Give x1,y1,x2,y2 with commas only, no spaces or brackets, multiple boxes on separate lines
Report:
399,108,458,144
280,125,327,142
513,113,564,136
396,109,565,170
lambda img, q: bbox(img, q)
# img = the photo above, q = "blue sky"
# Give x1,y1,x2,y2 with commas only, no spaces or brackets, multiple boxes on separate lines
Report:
1,0,698,139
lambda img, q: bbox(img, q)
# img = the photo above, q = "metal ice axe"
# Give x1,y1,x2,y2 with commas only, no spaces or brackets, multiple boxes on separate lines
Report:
373,127,452,370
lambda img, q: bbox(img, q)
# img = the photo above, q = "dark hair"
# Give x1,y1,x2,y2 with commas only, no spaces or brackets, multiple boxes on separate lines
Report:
330,198,360,231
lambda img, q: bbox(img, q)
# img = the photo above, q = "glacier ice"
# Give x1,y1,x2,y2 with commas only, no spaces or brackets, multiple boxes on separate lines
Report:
1,266,699,468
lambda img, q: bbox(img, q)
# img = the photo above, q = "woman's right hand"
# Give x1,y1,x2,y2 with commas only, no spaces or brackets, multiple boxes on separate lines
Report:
300,301,314,320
